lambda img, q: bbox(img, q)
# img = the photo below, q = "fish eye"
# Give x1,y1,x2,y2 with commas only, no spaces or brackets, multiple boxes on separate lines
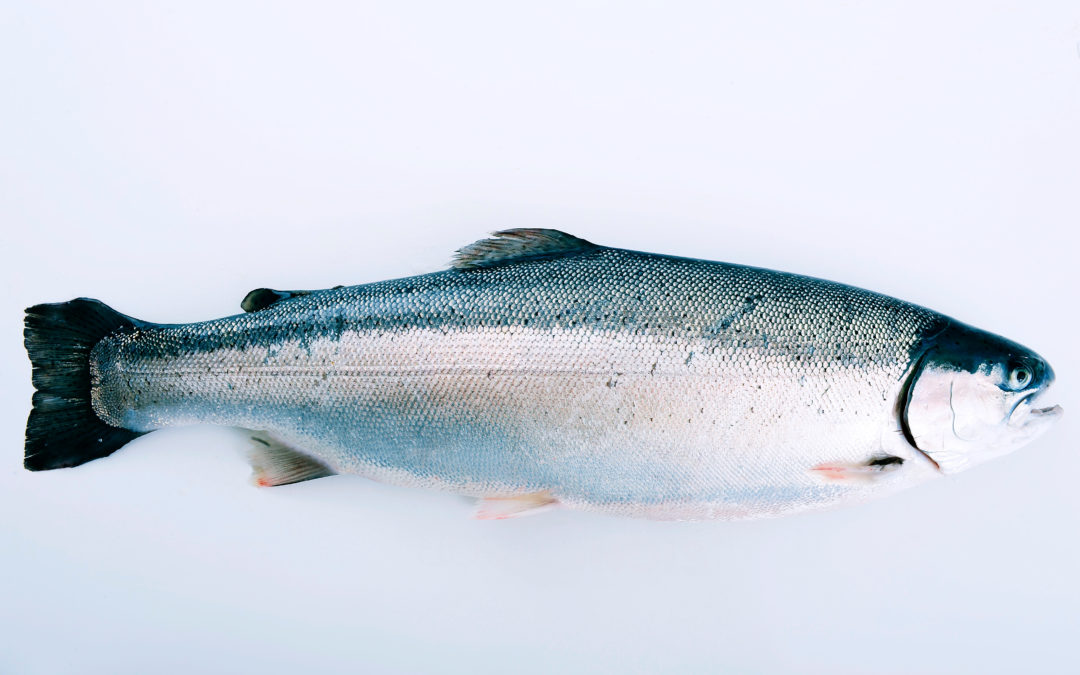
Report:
1007,365,1033,390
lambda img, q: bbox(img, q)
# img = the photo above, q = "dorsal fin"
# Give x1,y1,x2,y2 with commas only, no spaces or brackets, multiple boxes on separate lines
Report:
451,229,598,270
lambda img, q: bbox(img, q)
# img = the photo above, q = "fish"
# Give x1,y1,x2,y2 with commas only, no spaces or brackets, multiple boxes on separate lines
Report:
23,229,1063,520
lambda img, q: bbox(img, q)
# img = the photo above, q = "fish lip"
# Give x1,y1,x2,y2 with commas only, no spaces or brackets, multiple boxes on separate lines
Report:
1028,404,1064,418
1009,385,1064,425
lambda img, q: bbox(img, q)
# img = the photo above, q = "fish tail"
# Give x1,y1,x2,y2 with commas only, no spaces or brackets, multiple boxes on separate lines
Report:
23,298,151,471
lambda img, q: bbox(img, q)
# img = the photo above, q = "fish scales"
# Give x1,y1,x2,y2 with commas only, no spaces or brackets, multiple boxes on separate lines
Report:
25,230,1060,520
89,246,940,518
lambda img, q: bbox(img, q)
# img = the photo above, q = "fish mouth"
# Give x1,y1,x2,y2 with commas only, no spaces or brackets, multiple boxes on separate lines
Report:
1031,404,1065,418
1009,386,1064,427
1016,402,1064,422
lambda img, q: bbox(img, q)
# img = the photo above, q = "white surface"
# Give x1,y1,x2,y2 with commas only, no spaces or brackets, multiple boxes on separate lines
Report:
2,2,1078,673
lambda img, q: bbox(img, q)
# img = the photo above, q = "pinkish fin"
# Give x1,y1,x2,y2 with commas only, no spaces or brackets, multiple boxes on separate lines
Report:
246,431,334,487
451,229,598,270
811,455,904,483
473,492,559,520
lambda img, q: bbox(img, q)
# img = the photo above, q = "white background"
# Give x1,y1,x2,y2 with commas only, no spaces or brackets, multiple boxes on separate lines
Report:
2,2,1078,673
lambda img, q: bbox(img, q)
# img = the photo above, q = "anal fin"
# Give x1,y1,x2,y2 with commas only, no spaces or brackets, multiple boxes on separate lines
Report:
474,491,558,520
246,431,335,487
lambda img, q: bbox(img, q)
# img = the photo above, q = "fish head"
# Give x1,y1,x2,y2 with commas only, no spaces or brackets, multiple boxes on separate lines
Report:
903,322,1062,473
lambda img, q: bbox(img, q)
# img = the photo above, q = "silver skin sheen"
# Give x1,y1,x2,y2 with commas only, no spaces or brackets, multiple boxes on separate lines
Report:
27,230,1062,520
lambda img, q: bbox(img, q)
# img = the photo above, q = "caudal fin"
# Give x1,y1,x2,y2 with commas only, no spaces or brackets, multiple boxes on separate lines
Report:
24,298,149,471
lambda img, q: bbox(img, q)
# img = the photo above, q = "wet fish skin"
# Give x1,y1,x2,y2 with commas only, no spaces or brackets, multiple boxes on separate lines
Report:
24,230,1060,520
89,234,938,518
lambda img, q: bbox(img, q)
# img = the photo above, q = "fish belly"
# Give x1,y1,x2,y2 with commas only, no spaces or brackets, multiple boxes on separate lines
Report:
90,326,924,519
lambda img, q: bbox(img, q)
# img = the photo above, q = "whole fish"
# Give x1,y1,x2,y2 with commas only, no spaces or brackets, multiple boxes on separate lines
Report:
24,230,1062,520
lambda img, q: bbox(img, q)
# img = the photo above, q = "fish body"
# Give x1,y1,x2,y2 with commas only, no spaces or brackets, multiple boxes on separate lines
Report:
24,230,1062,520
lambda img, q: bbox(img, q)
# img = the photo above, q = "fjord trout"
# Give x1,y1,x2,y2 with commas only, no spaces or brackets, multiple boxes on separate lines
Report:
23,230,1062,520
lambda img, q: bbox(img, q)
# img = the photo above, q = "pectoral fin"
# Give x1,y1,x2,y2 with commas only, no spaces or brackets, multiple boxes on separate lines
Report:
246,431,335,487
811,455,904,483
474,492,559,520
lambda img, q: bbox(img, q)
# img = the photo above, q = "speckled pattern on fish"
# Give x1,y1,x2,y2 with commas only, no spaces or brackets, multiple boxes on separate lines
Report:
25,229,1061,520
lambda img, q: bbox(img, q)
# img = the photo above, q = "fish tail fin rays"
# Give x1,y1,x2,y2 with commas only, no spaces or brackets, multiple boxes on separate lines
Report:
23,298,151,471
246,431,335,487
